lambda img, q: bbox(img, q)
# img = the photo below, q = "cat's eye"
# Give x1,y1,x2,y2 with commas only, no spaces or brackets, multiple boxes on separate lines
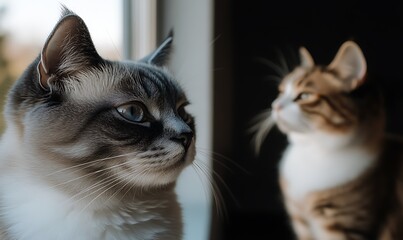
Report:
116,103,146,123
178,104,191,123
295,92,313,101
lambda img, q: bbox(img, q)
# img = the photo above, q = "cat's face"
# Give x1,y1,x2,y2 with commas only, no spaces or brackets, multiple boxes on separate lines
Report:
6,9,195,188
271,42,373,136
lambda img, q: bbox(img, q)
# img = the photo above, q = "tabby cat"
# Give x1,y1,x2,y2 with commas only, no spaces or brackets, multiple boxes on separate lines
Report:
0,8,196,240
254,41,403,239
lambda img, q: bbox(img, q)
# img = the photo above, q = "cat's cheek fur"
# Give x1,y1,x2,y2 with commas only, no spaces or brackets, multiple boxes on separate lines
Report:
114,139,196,187
273,104,310,133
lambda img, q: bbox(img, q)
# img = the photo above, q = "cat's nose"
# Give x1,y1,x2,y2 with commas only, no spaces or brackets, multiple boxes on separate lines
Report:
272,103,281,111
272,100,283,111
171,131,194,150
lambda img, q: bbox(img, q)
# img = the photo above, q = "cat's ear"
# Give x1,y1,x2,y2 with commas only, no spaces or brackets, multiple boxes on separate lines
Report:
140,31,173,66
299,47,314,68
37,8,100,90
328,41,367,91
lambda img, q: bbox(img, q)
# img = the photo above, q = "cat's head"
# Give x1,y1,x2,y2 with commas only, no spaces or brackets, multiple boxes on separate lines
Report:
254,41,384,149
6,8,196,188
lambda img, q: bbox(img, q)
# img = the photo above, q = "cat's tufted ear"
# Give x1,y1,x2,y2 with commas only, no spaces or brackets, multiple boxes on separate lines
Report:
299,47,314,69
328,41,367,91
140,31,173,67
37,8,101,90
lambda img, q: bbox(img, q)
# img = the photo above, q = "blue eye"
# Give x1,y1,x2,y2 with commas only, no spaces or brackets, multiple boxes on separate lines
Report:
116,103,145,123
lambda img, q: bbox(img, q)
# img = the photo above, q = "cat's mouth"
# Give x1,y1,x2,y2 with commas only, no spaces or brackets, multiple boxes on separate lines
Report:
273,113,292,132
160,155,187,171
158,148,194,171
111,141,196,187
274,111,310,133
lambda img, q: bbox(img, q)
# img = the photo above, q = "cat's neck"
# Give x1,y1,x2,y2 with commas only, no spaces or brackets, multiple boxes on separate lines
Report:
0,171,180,240
281,131,382,199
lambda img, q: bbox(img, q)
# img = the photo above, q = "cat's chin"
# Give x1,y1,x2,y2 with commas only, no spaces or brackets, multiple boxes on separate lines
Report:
117,144,196,188
124,165,186,188
273,113,309,134
276,121,308,134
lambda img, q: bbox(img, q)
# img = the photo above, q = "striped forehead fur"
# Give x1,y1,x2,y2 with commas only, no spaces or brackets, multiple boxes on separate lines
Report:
296,70,356,132
134,64,183,105
63,63,182,105
64,64,124,102
281,67,342,94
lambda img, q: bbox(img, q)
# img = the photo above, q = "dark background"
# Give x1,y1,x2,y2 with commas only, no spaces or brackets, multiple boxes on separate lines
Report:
211,1,403,239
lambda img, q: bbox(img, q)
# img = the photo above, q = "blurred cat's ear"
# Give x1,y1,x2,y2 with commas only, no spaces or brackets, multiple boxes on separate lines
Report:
140,31,173,67
37,8,100,90
299,47,314,68
328,41,367,91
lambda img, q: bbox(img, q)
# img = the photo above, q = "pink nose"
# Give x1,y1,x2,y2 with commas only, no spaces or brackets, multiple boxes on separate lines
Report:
272,102,282,111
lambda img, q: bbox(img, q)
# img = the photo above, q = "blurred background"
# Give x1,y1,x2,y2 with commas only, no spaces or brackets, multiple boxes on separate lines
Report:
0,0,403,239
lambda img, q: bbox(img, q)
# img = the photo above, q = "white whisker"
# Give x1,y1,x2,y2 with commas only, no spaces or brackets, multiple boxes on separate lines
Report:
49,160,131,190
192,161,227,218
275,48,290,73
249,109,276,154
197,148,249,175
255,57,287,78
61,173,117,206
47,152,138,176
78,174,127,214
262,74,283,83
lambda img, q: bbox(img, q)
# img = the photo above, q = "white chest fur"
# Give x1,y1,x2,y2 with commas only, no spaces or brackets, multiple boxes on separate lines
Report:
0,171,176,240
280,137,376,199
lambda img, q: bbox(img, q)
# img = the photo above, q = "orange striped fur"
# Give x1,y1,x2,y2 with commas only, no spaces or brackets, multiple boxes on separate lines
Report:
257,41,403,239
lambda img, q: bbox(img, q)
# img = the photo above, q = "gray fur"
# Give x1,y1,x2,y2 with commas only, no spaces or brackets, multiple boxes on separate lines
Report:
0,7,195,240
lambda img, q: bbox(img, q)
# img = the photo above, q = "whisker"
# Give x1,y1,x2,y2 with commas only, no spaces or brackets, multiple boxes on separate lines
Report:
62,173,118,206
193,158,242,220
60,163,147,207
104,29,123,60
209,34,221,48
249,109,276,154
189,163,212,204
47,152,138,176
78,174,127,213
196,151,233,174
114,168,155,202
286,45,299,69
64,172,115,202
262,74,283,84
195,159,239,208
192,160,227,218
49,160,131,189
274,48,290,73
254,57,287,78
66,167,139,210
196,148,250,175
110,176,135,202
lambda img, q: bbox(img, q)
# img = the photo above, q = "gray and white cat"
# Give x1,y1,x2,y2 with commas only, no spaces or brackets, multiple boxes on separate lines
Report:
0,8,196,240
